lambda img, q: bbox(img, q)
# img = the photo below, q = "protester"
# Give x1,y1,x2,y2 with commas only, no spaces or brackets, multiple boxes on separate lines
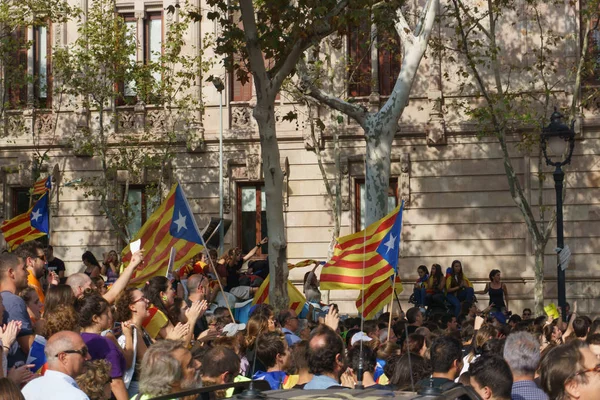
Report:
21,331,91,400
15,241,47,304
413,265,429,308
386,353,431,391
445,260,475,317
286,340,312,388
75,292,127,400
417,335,463,390
82,251,101,278
19,287,43,334
101,250,120,285
539,340,600,400
476,269,509,313
426,263,446,308
142,276,186,341
75,359,112,400
0,253,34,368
503,331,548,400
469,355,513,400
303,262,322,304
113,288,153,397
278,309,301,346
46,246,65,281
304,325,347,389
252,331,290,390
200,346,240,398
522,308,532,320
185,274,211,338
136,340,200,400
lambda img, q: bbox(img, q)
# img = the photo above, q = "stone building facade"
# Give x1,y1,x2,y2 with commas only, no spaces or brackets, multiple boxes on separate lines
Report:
0,0,599,315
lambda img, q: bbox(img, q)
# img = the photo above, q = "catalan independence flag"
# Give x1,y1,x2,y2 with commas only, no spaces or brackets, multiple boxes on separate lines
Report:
121,183,204,287
253,278,306,315
320,201,404,290
356,275,404,319
32,176,51,196
252,261,308,315
1,193,49,250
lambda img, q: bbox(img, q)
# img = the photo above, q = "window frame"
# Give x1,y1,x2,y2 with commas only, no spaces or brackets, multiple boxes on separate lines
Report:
236,183,268,259
354,178,399,232
116,13,138,106
12,187,31,217
8,26,28,108
34,22,52,108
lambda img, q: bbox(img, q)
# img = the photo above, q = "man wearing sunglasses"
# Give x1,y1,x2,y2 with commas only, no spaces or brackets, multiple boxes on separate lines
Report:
15,241,47,303
22,330,92,400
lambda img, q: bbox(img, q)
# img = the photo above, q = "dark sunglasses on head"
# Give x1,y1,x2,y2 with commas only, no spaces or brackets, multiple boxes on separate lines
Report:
56,346,89,358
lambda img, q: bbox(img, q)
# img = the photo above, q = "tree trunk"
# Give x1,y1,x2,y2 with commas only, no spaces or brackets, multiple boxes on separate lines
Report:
364,125,393,226
533,245,545,316
253,103,289,312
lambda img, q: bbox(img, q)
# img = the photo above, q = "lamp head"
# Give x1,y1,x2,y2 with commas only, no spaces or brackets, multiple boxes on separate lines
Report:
541,108,575,167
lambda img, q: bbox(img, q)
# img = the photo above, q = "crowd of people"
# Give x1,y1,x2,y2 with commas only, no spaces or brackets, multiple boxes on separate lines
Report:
0,241,599,400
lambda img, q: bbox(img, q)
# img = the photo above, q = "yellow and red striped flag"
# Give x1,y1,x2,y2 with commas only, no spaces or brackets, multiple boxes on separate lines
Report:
120,183,204,287
253,278,306,315
1,193,49,250
356,275,404,319
32,176,51,195
320,204,403,290
252,262,308,315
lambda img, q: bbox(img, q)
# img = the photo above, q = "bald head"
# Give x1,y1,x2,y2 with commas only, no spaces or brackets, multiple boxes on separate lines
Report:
66,273,93,297
45,330,90,378
45,331,84,361
186,274,206,294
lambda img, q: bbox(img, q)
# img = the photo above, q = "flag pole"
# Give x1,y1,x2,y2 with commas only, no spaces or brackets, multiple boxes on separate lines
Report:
387,273,397,342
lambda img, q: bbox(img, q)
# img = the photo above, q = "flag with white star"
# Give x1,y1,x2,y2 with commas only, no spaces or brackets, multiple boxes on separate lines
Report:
121,183,204,287
375,200,404,273
0,193,49,250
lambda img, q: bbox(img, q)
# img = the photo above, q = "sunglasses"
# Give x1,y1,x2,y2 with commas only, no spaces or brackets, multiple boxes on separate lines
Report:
36,254,47,262
56,346,89,358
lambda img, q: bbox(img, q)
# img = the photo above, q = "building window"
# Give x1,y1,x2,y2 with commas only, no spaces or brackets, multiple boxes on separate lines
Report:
144,12,162,84
125,185,158,237
34,23,52,108
8,27,28,108
117,13,137,103
237,184,268,257
12,188,31,216
347,21,402,97
355,179,398,231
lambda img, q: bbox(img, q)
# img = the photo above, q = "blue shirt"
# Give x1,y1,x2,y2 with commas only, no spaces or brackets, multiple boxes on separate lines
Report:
304,374,340,389
1,291,33,367
511,380,549,400
253,370,288,390
282,328,301,346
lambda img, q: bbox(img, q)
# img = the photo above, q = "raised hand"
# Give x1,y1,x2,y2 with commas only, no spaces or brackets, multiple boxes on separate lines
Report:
324,305,339,332
0,321,21,348
167,322,190,340
185,300,208,323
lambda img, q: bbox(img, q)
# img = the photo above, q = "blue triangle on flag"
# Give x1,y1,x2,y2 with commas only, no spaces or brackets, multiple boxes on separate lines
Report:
169,184,203,244
376,200,404,273
30,194,49,234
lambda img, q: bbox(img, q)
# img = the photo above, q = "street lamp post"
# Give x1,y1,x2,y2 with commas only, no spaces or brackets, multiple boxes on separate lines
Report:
212,78,226,254
540,109,575,322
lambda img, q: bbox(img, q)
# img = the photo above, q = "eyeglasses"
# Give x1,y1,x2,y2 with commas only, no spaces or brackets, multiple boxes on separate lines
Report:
571,365,600,380
56,346,89,358
132,296,148,304
36,254,47,262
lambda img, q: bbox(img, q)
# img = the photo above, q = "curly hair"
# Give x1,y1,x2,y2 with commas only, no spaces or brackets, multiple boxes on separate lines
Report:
113,288,137,322
43,305,80,339
76,359,112,400
44,284,75,317
74,291,110,328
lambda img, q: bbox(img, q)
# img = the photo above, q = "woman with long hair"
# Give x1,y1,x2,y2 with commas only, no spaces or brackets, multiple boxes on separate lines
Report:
303,262,321,304
413,265,429,308
82,251,101,278
101,250,120,285
541,322,563,352
43,284,75,316
19,287,44,334
114,288,153,397
426,264,446,307
476,269,509,313
460,324,498,376
75,292,127,400
142,276,203,344
445,260,475,317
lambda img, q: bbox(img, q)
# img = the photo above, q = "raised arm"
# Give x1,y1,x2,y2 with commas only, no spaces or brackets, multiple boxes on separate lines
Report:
475,283,489,295
242,237,268,261
103,250,144,305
